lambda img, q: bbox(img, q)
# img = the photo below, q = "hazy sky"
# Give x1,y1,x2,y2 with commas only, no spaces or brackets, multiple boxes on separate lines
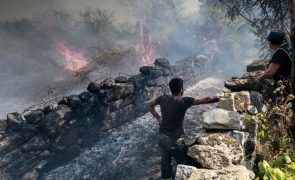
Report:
0,0,200,22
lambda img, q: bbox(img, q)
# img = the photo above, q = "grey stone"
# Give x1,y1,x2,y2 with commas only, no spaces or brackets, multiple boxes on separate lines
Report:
224,78,266,92
24,109,44,124
219,97,235,111
203,108,241,130
250,91,264,112
21,136,49,151
246,60,268,72
188,165,255,180
187,145,232,169
197,134,244,164
68,95,82,109
79,91,91,102
7,112,23,131
0,149,22,167
21,169,39,180
98,83,134,103
233,91,250,112
114,76,128,83
175,165,197,180
154,58,170,69
40,105,72,136
100,79,115,89
87,82,100,93
139,66,163,79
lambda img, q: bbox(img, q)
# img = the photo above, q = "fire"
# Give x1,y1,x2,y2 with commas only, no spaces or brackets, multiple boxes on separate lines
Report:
136,21,156,66
55,40,88,72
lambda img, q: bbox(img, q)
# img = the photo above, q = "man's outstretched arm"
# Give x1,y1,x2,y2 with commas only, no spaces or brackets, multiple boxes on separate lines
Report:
194,96,219,105
145,99,161,124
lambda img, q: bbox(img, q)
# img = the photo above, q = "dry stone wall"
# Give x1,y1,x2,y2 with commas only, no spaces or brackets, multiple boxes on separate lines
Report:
0,56,211,179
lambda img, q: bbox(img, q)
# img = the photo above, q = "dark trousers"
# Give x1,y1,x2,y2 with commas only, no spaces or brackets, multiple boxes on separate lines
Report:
158,134,187,179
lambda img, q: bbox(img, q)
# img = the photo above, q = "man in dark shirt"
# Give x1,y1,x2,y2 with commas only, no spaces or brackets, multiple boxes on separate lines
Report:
252,30,292,82
145,78,219,179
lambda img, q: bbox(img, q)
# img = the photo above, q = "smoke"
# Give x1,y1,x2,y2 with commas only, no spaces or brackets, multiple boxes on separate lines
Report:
0,0,258,118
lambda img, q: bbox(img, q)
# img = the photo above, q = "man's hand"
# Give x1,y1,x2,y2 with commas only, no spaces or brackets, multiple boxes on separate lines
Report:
156,117,162,126
145,99,161,124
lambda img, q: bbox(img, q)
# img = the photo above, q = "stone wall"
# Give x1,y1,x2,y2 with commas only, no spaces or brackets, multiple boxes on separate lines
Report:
176,60,268,180
0,56,211,179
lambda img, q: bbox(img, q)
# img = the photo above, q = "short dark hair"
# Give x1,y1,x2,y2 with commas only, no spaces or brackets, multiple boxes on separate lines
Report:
169,78,183,95
266,30,285,45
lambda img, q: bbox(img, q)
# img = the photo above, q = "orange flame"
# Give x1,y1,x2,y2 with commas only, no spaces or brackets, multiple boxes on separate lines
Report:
55,41,88,72
136,22,156,66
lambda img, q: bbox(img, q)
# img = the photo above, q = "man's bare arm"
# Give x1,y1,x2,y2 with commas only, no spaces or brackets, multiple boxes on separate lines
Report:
194,96,219,105
257,63,280,80
145,99,161,124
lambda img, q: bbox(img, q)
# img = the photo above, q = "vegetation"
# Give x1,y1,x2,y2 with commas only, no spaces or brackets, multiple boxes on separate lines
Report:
244,81,295,179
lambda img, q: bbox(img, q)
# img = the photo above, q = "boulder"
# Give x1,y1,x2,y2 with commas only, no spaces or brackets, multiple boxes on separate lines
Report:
188,165,255,180
225,130,249,147
224,78,266,92
79,91,91,102
24,109,44,124
21,136,49,152
175,165,197,180
67,95,82,109
250,91,264,112
154,58,170,69
21,169,39,180
40,105,72,137
87,82,100,93
114,76,128,83
197,134,244,164
233,91,250,112
187,145,232,169
139,66,163,79
246,60,268,72
7,112,24,131
219,97,235,111
203,108,241,130
97,83,134,103
0,149,22,167
43,105,55,115
100,79,115,89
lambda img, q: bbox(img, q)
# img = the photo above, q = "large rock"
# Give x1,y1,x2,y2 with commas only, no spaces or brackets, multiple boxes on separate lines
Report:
250,91,264,113
233,91,250,112
203,108,241,130
21,136,49,152
97,82,134,103
175,165,197,180
197,134,244,164
187,145,232,169
7,112,24,131
79,91,91,102
188,165,255,180
219,97,235,111
40,105,72,137
246,60,268,72
114,76,128,83
139,66,163,79
87,82,100,93
67,95,82,109
100,79,115,89
224,78,266,92
154,58,170,69
24,109,44,124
